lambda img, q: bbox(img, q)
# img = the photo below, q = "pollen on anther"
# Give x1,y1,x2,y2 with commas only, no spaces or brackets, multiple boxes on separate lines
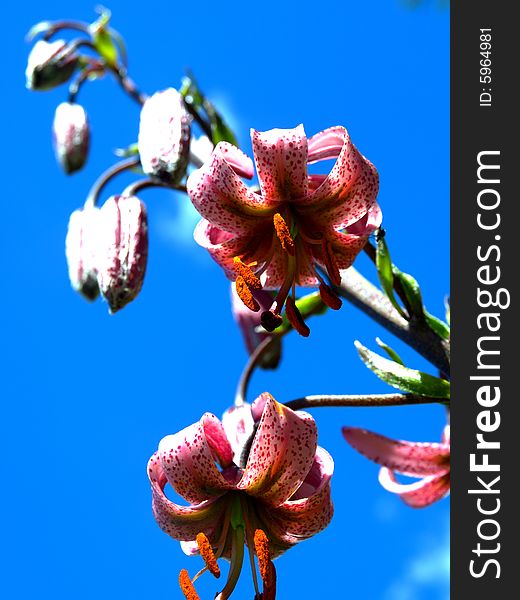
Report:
196,532,221,578
273,213,295,255
236,276,260,312
233,256,262,290
253,529,271,582
179,569,201,600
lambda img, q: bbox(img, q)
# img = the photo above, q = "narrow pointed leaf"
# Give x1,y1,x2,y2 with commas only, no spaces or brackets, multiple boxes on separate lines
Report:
424,311,450,341
355,341,450,399
375,235,407,318
375,337,404,365
393,268,424,318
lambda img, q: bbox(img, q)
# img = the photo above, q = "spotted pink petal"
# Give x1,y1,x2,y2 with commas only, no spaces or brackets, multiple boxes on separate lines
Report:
302,158,379,230
221,403,255,465
342,427,450,477
193,219,245,278
307,126,346,163
147,452,228,540
379,468,451,508
251,125,309,203
158,414,233,505
187,143,275,235
256,448,333,550
202,413,234,468
346,201,383,236
238,393,318,507
316,230,369,272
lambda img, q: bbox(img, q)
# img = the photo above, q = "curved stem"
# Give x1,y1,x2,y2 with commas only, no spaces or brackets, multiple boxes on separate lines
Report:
84,157,141,208
108,64,147,105
285,393,447,411
41,21,91,41
122,178,187,197
337,268,450,376
234,337,279,407
68,60,105,103
183,99,213,140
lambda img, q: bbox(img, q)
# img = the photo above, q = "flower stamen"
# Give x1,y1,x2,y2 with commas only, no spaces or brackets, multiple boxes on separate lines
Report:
254,529,277,600
196,532,221,579
236,276,261,312
284,296,310,337
319,282,342,310
179,569,201,600
273,213,295,256
234,257,262,290
321,239,341,286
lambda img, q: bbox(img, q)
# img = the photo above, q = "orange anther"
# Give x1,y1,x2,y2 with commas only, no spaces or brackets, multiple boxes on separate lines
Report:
236,276,260,312
233,257,262,290
196,532,221,578
273,213,295,255
179,569,201,600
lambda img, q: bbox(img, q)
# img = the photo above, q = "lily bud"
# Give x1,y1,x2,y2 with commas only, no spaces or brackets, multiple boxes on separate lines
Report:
65,206,100,301
96,195,148,313
25,39,79,91
138,88,191,184
230,285,281,369
53,102,90,174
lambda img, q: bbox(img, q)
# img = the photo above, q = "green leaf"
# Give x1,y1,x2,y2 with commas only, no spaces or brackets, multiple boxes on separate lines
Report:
90,7,118,67
393,268,424,318
424,311,450,341
180,73,238,146
355,341,450,399
375,234,407,318
375,337,404,365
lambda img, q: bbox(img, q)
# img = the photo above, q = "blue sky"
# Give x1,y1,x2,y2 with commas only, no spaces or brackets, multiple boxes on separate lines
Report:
2,1,449,598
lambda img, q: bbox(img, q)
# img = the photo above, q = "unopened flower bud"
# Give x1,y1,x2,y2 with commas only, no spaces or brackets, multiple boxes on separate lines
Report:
26,39,79,91
65,206,100,301
231,285,282,369
53,102,90,174
97,195,148,313
138,88,191,184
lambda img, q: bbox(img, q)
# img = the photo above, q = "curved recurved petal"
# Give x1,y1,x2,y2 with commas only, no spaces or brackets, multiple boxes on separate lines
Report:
307,126,345,163
187,143,275,235
202,413,234,468
304,158,379,231
158,414,233,505
221,403,255,465
346,201,383,236
147,452,228,541
239,393,318,507
342,427,450,477
251,125,309,203
193,220,247,278
379,468,451,508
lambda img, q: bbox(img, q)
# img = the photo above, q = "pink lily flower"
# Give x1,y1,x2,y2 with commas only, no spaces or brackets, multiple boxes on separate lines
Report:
342,425,450,508
187,125,381,335
148,393,334,599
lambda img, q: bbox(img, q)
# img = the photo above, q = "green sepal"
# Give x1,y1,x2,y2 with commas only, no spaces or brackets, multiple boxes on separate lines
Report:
355,341,450,399
375,337,404,366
